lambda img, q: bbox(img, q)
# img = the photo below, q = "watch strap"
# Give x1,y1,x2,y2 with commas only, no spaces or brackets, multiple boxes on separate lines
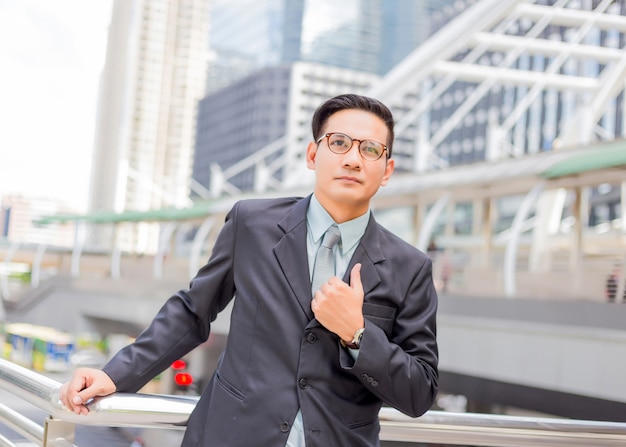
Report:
341,327,365,349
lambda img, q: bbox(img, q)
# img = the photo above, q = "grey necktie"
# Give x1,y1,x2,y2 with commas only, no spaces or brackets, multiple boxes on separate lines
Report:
311,224,341,295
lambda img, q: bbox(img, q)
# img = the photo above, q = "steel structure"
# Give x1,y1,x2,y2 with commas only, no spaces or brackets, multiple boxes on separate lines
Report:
7,0,625,301
209,0,626,194
204,0,626,298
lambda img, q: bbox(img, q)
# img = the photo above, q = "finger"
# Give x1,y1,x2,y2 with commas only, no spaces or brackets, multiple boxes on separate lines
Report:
61,375,87,413
74,376,113,407
63,369,109,414
59,382,71,409
350,263,363,294
311,290,324,310
73,389,92,406
68,388,90,414
322,276,337,289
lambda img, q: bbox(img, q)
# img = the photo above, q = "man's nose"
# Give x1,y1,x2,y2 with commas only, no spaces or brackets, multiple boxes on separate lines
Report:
342,141,362,163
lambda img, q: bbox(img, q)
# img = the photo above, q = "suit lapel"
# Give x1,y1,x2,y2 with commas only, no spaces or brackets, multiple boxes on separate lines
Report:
273,199,386,323
306,214,386,329
274,196,315,319
344,214,384,297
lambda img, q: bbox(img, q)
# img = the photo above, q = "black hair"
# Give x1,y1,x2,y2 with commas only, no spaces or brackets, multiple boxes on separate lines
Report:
311,94,394,157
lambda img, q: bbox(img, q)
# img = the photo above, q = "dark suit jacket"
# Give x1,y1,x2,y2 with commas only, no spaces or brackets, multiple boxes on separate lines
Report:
103,195,438,447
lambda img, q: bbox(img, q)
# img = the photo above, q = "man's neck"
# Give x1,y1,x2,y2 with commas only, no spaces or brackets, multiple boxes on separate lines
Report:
313,193,369,224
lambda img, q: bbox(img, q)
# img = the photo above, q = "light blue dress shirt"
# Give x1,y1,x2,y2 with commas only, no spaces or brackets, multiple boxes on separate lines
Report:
285,194,370,447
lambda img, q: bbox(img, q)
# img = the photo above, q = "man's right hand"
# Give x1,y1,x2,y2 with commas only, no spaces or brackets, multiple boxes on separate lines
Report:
59,368,116,415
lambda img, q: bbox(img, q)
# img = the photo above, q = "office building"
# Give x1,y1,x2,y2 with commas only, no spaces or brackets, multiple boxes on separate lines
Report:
193,62,379,194
88,0,210,252
1,195,75,247
206,0,459,93
197,0,465,193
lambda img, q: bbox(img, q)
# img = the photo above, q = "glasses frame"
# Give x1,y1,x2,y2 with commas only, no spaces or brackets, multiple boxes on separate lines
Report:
316,132,388,161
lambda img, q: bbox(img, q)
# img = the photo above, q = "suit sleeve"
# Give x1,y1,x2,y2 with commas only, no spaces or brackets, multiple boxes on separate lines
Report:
341,255,439,418
102,203,240,392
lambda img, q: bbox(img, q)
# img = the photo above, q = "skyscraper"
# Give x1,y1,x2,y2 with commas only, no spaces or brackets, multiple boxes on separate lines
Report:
206,0,456,93
193,62,379,194
89,0,210,251
197,0,462,193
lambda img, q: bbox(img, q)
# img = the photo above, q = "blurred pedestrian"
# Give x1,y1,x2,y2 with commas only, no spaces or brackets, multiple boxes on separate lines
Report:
606,263,625,303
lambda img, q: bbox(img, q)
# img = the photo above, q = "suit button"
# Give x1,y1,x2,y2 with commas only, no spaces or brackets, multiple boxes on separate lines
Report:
306,332,318,343
298,378,308,389
280,421,290,432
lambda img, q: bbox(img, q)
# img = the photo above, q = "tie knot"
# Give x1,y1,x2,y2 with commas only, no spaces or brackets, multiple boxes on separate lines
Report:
321,224,341,249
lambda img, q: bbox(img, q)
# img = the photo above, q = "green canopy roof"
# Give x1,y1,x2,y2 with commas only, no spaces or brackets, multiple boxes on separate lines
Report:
541,139,626,179
34,140,625,226
34,200,228,225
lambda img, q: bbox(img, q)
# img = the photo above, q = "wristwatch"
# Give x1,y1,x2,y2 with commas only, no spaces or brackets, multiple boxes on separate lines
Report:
341,327,365,349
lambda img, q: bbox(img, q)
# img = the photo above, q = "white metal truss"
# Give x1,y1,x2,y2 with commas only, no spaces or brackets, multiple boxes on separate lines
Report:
370,0,626,170
208,0,626,196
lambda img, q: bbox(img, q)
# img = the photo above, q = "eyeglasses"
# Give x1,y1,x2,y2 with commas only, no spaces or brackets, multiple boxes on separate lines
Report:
316,132,388,161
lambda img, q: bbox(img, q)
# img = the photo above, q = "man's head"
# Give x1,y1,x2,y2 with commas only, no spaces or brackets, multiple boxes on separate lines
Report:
306,94,396,222
311,94,395,157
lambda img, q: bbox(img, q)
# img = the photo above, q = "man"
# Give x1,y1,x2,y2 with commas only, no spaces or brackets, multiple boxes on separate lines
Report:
60,93,439,446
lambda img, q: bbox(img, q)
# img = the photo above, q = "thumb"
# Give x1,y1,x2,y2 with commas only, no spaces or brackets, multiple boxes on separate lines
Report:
73,387,98,405
71,372,115,405
350,263,363,294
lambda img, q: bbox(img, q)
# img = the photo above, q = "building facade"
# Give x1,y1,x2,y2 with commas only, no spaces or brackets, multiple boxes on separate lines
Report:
206,0,458,93
197,0,463,193
88,0,210,251
0,195,75,247
193,62,380,193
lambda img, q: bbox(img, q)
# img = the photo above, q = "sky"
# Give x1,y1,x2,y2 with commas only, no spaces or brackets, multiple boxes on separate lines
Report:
0,0,113,212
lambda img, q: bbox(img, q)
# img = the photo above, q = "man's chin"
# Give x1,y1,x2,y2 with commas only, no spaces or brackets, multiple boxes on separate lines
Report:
332,193,371,208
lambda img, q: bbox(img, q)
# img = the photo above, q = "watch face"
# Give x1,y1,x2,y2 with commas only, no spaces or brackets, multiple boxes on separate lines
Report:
352,328,365,347
342,328,365,349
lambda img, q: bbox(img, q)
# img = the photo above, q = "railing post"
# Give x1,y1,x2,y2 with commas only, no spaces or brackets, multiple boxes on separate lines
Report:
43,417,76,447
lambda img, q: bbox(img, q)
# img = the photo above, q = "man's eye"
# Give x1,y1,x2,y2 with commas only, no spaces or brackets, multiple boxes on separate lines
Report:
330,137,350,147
362,143,381,155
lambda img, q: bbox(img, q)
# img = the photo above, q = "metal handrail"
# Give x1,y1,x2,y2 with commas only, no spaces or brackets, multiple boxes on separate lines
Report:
0,401,43,445
2,358,626,447
0,358,196,429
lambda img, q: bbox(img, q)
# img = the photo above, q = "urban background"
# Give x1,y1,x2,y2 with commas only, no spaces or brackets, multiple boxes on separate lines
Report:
1,0,626,445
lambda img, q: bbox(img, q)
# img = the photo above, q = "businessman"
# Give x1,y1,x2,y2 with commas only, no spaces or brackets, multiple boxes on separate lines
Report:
60,93,439,446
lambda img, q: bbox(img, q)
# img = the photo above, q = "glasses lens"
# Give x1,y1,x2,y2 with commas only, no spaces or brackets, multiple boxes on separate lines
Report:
327,133,352,153
359,141,384,160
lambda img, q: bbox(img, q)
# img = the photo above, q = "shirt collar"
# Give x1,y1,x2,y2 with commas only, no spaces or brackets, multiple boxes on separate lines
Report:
307,194,370,255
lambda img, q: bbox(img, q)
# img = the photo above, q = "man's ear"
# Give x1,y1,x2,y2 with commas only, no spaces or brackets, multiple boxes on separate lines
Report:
380,158,395,186
306,141,318,170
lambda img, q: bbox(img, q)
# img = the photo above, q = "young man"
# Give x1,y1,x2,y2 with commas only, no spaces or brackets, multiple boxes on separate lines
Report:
60,94,439,446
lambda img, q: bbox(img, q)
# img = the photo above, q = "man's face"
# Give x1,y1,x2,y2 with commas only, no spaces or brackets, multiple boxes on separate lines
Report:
306,108,395,220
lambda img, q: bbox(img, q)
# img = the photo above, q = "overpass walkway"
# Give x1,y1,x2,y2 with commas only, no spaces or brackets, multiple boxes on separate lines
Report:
3,265,626,423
